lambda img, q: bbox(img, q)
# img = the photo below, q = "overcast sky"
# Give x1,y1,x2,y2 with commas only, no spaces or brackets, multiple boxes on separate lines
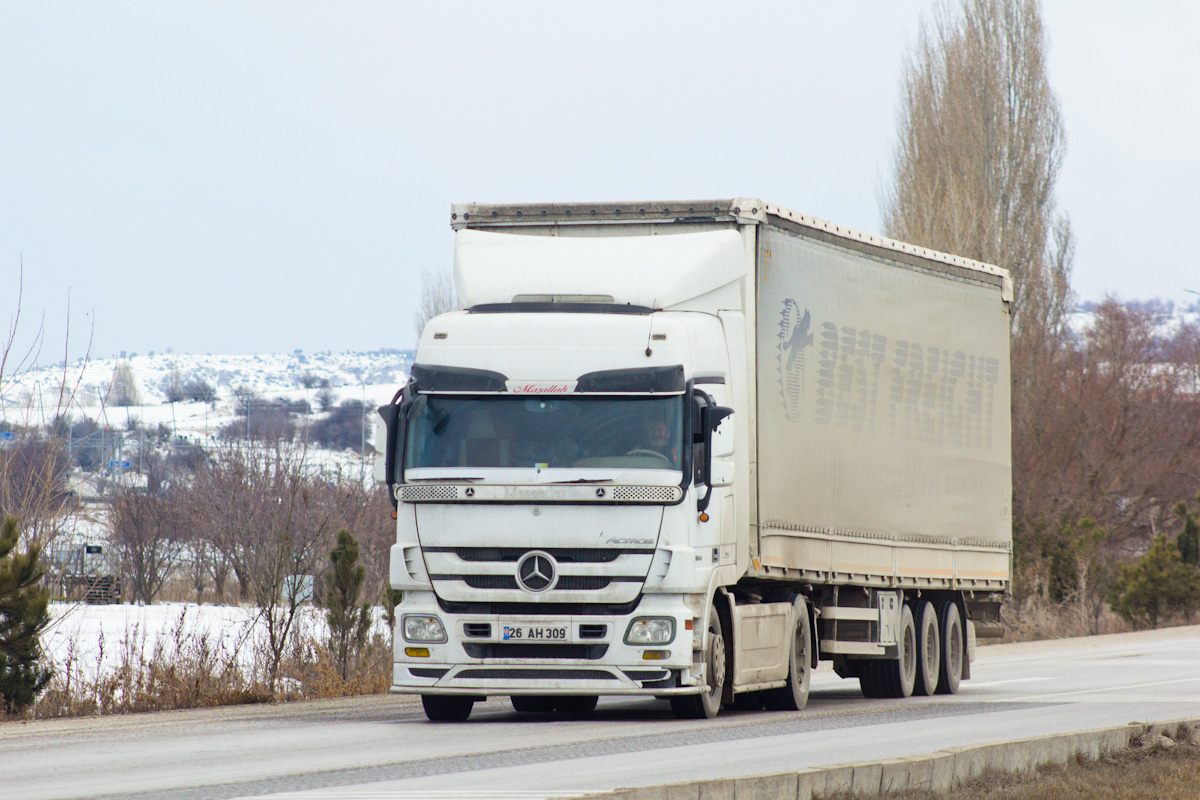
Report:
2,1,1197,362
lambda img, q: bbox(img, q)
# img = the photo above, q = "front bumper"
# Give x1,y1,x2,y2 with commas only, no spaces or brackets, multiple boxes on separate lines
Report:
390,593,703,696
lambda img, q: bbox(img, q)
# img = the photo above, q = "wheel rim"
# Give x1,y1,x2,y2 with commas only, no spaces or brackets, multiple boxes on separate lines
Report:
947,619,962,676
902,625,915,678
708,629,726,697
924,610,940,688
795,620,810,689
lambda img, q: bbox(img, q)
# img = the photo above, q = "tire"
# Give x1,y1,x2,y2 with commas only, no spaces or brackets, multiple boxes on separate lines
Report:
858,660,884,698
670,605,726,719
762,595,812,711
511,696,557,713
934,600,963,695
422,695,475,722
554,695,599,714
912,600,941,697
867,603,916,698
727,692,764,711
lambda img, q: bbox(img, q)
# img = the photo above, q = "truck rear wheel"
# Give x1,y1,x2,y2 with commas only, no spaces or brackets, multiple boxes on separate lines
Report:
934,600,963,694
762,595,812,711
670,606,726,719
422,695,475,722
912,600,941,696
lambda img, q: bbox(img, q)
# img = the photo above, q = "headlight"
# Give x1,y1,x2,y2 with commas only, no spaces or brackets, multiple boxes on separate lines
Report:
625,617,675,645
402,614,447,643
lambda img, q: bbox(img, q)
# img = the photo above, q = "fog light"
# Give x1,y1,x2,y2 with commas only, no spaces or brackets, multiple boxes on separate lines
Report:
402,614,447,643
625,617,675,645
643,650,671,660
405,647,430,658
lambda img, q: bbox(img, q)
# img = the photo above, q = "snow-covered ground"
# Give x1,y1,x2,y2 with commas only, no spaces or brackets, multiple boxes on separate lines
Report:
43,601,391,682
44,602,259,677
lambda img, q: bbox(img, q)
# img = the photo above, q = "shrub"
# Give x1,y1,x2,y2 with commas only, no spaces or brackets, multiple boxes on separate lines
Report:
0,515,53,714
309,400,365,451
323,529,371,681
1108,534,1200,629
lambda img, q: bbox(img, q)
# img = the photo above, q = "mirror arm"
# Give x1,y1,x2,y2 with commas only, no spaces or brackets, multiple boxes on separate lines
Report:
377,381,417,511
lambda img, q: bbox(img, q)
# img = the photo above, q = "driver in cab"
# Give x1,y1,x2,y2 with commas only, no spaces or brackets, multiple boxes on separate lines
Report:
645,419,679,468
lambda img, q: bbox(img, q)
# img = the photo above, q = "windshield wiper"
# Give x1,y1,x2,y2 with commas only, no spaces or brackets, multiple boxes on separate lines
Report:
548,477,614,484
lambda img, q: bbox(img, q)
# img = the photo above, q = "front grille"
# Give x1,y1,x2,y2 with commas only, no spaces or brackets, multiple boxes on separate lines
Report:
439,575,639,591
613,485,680,501
621,669,670,681
409,667,449,679
461,575,518,590
455,669,618,680
437,597,643,616
429,547,653,563
463,643,608,660
400,485,458,501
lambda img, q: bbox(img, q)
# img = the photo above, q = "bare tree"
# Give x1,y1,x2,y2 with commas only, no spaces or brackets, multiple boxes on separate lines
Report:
108,486,186,605
413,267,457,340
1,265,94,549
185,441,340,689
883,0,1072,340
109,360,142,407
1007,300,1200,630
162,366,184,403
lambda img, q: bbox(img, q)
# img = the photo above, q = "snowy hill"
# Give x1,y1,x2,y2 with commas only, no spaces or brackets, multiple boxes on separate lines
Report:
1,348,414,447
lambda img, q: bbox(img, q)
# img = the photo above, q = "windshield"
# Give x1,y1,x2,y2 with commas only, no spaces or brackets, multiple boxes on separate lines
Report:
403,395,684,471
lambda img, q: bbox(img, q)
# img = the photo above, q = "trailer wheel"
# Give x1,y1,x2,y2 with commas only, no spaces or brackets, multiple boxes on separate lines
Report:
861,603,916,698
762,594,812,711
670,606,726,719
511,696,557,713
912,600,941,696
934,600,963,694
422,695,475,721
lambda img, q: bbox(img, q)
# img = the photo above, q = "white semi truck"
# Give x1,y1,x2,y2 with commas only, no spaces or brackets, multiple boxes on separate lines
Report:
377,199,1011,721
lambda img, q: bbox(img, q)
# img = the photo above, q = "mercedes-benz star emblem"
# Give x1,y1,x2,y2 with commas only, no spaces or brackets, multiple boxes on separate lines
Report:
516,551,557,593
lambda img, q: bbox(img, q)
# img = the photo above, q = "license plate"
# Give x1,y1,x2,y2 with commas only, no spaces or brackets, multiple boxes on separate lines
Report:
501,624,569,642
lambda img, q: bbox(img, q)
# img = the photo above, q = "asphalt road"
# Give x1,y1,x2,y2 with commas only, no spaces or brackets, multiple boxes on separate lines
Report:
7,625,1200,800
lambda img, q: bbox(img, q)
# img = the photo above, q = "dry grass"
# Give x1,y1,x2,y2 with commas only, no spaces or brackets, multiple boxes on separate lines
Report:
5,607,392,721
824,730,1200,800
992,597,1131,644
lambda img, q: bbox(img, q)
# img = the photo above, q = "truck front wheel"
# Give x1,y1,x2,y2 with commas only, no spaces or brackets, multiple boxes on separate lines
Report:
422,695,475,722
671,606,726,719
762,594,812,711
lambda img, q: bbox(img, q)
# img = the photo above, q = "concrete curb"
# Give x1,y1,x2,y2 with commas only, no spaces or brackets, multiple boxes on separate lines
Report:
564,717,1200,800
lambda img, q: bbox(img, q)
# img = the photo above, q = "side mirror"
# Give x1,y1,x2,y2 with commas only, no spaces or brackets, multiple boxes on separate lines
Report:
710,408,734,458
376,401,404,508
697,405,734,512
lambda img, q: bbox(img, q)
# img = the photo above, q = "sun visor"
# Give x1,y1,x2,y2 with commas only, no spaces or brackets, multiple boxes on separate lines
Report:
454,229,746,310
